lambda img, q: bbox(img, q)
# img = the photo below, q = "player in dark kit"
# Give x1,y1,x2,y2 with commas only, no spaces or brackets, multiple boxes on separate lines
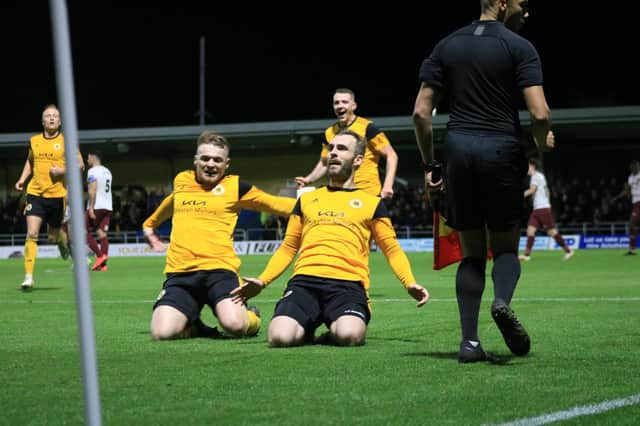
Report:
413,0,554,362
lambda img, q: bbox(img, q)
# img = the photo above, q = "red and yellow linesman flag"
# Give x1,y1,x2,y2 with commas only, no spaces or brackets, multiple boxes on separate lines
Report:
432,213,493,269
432,212,463,270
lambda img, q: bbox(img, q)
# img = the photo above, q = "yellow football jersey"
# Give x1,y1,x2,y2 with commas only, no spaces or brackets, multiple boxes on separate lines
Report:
26,132,67,198
259,186,416,291
323,117,391,196
143,171,295,274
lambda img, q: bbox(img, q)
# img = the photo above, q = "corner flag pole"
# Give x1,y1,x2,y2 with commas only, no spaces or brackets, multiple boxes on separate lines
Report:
49,1,102,425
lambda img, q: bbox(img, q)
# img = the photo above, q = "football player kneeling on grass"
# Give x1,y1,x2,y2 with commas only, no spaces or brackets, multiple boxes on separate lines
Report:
142,131,295,340
231,130,429,347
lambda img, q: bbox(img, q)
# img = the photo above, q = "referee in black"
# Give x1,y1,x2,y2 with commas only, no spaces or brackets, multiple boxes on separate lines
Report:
413,0,554,362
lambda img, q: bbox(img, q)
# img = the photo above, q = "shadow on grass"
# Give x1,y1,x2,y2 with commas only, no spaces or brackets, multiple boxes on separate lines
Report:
367,336,427,344
19,287,62,292
401,351,516,365
135,330,266,341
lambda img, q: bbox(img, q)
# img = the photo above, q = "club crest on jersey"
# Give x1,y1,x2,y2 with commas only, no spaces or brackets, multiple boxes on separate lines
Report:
53,143,61,150
349,199,363,209
211,184,225,195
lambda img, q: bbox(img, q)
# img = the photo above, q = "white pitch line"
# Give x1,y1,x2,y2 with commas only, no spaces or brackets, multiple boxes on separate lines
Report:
1,297,640,304
515,297,640,302
490,393,640,426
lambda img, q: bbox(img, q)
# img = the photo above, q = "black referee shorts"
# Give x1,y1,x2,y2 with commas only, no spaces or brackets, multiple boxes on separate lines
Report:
444,131,528,231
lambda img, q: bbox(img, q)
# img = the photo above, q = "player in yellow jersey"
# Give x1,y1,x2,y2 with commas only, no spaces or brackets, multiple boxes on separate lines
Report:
295,88,399,199
142,131,296,340
14,104,83,290
232,130,429,347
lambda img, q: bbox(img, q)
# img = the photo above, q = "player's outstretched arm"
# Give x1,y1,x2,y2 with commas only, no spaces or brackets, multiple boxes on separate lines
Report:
295,157,327,188
242,215,302,297
141,193,174,252
373,217,430,308
142,227,167,252
238,186,296,217
406,284,430,307
230,277,265,303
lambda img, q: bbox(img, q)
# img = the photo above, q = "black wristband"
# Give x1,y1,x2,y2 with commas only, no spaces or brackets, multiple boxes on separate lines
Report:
423,161,442,182
422,160,441,172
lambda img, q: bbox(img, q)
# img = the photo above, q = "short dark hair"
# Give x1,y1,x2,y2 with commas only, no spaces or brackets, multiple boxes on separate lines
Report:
528,158,541,170
334,88,355,101
88,150,103,161
480,0,501,12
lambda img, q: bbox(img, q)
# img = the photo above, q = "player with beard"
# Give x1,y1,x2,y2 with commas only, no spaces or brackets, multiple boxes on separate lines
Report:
232,130,429,347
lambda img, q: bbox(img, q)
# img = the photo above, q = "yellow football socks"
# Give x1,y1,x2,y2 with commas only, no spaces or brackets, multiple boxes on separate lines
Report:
245,309,261,337
24,238,38,275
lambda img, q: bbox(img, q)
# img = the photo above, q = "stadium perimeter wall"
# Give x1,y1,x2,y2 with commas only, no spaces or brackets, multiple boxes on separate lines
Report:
2,106,640,200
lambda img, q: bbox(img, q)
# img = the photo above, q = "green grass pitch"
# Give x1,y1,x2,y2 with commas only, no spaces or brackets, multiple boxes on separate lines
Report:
1,250,639,425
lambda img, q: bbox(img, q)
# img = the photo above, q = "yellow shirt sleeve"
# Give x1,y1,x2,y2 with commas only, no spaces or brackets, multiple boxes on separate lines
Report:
372,217,416,288
367,130,391,153
238,186,295,217
142,193,174,229
320,143,328,158
258,214,302,285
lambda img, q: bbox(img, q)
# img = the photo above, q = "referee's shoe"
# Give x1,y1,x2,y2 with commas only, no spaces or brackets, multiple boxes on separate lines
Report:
491,299,530,356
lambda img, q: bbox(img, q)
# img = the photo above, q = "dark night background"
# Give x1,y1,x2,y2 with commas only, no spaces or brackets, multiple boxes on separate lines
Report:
2,2,636,133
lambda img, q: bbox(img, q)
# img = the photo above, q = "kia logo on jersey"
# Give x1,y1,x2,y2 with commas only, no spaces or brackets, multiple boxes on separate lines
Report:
317,210,345,218
182,200,207,206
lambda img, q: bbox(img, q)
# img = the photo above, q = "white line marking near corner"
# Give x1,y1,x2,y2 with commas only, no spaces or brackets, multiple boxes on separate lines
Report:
516,297,640,302
489,393,640,426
